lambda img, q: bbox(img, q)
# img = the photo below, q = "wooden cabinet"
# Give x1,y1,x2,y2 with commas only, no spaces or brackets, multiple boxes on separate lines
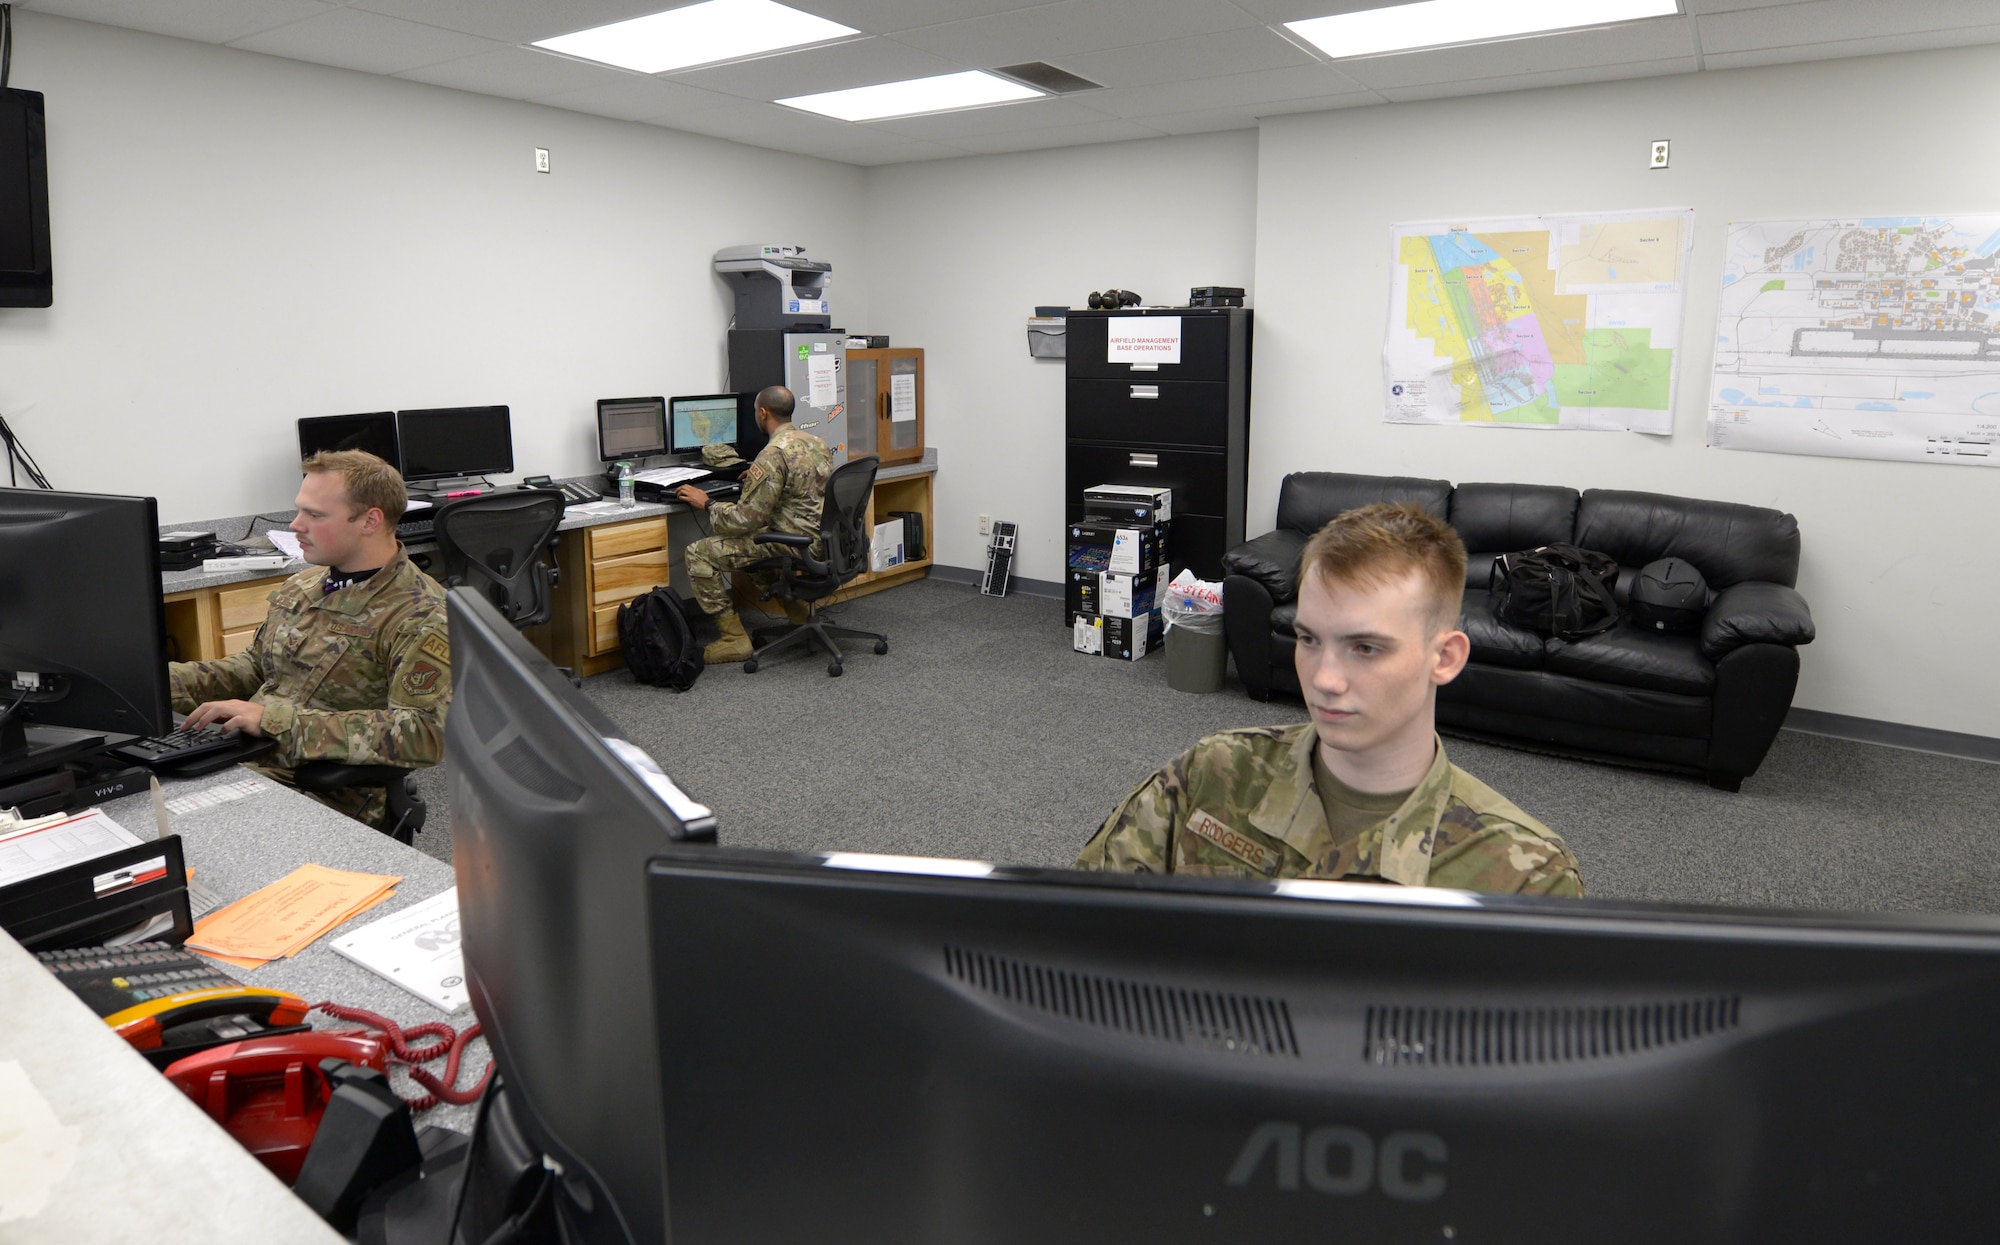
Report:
845,347,925,467
163,575,288,663
547,514,672,677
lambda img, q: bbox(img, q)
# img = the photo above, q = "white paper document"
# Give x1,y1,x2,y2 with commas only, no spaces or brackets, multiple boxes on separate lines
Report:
1106,315,1182,365
807,353,838,408
264,530,303,559
331,888,468,1013
0,809,143,889
890,372,917,422
633,465,710,487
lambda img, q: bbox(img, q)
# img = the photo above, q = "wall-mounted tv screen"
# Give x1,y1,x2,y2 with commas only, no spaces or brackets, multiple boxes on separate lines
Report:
0,88,52,309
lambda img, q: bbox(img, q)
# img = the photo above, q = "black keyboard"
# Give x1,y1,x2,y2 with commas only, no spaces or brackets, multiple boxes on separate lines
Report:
397,517,434,540
109,723,246,768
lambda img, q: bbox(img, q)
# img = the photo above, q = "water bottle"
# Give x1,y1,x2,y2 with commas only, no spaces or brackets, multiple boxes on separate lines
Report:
617,461,636,509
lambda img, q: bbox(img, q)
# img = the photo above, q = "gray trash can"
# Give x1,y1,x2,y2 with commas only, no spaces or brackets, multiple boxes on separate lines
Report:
1165,623,1227,693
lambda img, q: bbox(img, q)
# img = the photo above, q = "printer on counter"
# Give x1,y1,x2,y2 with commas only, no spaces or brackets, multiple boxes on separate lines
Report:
714,244,832,331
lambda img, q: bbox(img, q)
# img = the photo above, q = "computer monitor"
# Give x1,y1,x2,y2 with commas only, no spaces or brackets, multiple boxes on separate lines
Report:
667,393,744,458
596,397,667,462
396,405,512,483
446,586,715,1245
297,411,399,468
641,851,2000,1243
0,490,173,781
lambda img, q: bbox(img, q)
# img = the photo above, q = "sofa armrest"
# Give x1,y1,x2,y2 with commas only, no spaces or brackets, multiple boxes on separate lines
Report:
1221,529,1309,604
1700,582,1815,661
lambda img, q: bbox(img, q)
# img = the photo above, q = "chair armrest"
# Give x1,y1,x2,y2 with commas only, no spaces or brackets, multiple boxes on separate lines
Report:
1221,529,1309,604
1700,582,1816,661
753,533,812,548
293,762,413,792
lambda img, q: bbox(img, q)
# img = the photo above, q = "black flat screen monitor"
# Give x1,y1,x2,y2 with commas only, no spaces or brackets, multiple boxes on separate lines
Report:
0,490,172,780
596,397,666,462
0,88,53,309
297,411,399,468
397,406,512,482
668,393,743,457
447,586,715,1245
642,850,2000,1243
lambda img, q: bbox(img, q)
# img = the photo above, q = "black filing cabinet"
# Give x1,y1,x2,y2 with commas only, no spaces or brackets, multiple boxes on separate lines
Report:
1064,307,1252,579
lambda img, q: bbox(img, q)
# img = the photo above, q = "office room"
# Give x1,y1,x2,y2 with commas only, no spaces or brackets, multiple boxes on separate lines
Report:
3,1,2000,1241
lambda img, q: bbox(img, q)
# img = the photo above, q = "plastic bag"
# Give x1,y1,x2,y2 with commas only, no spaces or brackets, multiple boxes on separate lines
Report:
1161,568,1224,634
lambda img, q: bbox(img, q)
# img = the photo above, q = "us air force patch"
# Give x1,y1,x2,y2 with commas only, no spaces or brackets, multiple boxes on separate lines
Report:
402,660,444,696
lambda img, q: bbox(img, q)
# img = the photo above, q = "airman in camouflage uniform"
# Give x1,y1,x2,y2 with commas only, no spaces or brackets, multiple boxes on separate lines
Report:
677,386,833,662
1077,725,1583,894
172,451,448,831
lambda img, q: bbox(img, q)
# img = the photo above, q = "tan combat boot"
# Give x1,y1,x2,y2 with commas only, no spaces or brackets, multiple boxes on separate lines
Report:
781,599,812,625
703,612,754,663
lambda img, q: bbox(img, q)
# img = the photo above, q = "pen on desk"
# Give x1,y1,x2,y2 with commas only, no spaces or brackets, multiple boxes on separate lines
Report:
152,775,169,839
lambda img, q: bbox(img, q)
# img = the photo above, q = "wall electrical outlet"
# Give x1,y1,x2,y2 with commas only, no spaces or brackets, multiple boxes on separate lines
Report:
978,514,991,536
1648,139,1670,170
535,147,551,173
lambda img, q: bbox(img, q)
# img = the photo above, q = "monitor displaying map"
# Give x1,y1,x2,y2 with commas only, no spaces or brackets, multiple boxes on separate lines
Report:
670,394,742,456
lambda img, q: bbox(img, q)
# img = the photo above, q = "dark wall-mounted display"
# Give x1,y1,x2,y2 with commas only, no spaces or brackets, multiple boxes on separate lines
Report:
0,88,52,309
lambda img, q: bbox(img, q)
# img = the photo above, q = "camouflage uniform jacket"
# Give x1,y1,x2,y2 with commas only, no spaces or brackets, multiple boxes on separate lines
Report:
707,423,832,547
1077,725,1584,896
168,547,450,778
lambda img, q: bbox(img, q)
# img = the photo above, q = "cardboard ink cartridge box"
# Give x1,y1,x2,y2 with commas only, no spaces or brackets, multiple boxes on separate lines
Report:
1067,520,1161,623
1082,485,1172,527
1098,572,1162,661
1065,570,1099,625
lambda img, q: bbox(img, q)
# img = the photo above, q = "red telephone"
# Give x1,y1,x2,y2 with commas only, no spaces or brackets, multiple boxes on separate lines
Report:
164,1030,389,1184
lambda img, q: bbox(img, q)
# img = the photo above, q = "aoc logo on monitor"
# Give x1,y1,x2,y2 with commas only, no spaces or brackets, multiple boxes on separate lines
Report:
1225,1122,1448,1202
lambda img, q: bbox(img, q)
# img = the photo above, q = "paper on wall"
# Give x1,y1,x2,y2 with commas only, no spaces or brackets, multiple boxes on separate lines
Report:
1106,315,1181,365
890,372,917,422
807,354,838,408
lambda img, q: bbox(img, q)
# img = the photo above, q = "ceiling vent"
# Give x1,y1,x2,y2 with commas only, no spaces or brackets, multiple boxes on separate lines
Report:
992,62,1103,94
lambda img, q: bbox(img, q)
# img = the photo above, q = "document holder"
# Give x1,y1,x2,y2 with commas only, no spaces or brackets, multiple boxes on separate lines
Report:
0,834,195,950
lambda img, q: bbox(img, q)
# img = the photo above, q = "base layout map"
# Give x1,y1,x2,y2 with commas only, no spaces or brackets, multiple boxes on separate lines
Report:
1709,217,2000,465
1385,209,1692,433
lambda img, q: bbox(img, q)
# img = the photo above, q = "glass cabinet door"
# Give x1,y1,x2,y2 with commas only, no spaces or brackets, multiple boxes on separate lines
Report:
888,355,920,454
847,355,877,457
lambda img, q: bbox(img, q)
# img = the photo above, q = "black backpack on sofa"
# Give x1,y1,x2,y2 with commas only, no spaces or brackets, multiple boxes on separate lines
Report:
1490,543,1622,640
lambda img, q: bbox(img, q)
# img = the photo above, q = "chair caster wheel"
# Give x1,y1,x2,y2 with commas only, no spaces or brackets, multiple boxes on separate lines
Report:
743,659,759,673
828,661,843,677
873,641,888,655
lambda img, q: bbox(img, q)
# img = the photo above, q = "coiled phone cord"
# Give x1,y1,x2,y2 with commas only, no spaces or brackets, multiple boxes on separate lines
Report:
312,1000,492,1111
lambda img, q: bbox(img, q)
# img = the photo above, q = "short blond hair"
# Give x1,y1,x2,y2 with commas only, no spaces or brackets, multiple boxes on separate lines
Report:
1300,502,1466,634
301,450,407,525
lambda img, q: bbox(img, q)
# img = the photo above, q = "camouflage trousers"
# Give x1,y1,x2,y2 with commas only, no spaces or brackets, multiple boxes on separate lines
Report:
248,759,391,832
684,533,789,616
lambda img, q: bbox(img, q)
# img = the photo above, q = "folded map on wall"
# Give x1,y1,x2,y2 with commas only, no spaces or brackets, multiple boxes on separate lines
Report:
1384,208,1694,434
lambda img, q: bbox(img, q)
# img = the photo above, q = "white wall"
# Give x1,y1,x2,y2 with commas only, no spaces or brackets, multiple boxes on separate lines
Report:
1252,46,2000,738
859,131,1259,582
0,12,868,524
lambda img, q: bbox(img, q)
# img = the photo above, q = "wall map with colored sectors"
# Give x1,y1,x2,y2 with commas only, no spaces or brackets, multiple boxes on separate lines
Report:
1383,209,1693,434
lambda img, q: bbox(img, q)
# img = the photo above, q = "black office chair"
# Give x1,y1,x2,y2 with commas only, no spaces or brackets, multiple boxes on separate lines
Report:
433,489,565,629
742,455,890,678
293,762,427,845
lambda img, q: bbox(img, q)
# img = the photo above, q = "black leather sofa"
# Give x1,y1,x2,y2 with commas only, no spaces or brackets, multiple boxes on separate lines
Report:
1221,472,1816,790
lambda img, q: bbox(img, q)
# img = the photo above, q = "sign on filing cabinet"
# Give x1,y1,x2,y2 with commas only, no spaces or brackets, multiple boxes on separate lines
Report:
1106,316,1181,365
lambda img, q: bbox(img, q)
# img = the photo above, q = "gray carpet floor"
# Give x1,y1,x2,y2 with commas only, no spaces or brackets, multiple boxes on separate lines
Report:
409,578,2000,916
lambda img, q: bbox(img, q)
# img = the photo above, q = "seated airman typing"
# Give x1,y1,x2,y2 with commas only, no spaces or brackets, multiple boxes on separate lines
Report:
1077,503,1583,896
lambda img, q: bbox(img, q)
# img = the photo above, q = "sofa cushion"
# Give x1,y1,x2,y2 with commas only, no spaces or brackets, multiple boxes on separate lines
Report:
1275,472,1452,536
1269,600,1297,640
1221,528,1308,604
1460,597,1545,669
1450,483,1580,588
1573,490,1801,589
1543,624,1716,696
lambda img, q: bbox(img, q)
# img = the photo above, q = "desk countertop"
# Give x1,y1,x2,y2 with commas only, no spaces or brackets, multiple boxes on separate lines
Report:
160,452,938,593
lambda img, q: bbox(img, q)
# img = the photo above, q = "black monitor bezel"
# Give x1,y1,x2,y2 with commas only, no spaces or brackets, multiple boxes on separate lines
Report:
596,396,668,462
667,393,748,458
0,88,53,310
296,411,400,469
396,405,514,482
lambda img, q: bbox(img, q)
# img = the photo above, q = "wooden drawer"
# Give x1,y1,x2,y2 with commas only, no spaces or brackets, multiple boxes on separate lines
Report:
587,517,667,562
589,549,670,609
217,579,283,632
590,604,624,654
222,627,259,657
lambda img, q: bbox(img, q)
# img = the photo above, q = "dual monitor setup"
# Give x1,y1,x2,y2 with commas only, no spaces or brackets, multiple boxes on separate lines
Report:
595,393,750,465
296,406,512,493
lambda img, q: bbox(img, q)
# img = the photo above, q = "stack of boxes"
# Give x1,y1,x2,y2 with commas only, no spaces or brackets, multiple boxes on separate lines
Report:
1067,485,1172,661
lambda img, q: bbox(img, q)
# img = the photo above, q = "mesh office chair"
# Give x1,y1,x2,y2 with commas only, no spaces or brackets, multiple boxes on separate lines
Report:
293,762,427,844
742,455,889,678
434,488,566,629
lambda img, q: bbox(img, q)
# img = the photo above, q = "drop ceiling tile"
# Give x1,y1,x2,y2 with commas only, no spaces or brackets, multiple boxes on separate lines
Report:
668,36,967,99
1081,60,1376,118
537,76,748,123
797,0,1053,28
830,137,982,165
680,101,895,149
1377,55,1698,102
227,6,502,74
1694,0,2000,53
1055,25,1322,89
1701,23,2000,68
945,117,1168,153
1338,16,1697,89
17,0,334,44
395,46,630,98
342,0,668,44
1226,0,1412,20
863,94,1117,140
1680,0,1810,13
889,0,1262,67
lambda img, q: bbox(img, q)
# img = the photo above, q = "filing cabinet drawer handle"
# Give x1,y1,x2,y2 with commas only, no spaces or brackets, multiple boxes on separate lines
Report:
1129,453,1159,468
1129,385,1159,399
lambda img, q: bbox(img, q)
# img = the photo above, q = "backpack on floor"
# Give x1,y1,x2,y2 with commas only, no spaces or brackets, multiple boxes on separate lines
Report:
1491,543,1622,640
618,585,705,691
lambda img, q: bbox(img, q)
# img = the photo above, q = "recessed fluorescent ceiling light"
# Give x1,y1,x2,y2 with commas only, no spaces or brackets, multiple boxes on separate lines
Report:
779,71,1041,122
533,0,857,75
1286,0,1679,59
